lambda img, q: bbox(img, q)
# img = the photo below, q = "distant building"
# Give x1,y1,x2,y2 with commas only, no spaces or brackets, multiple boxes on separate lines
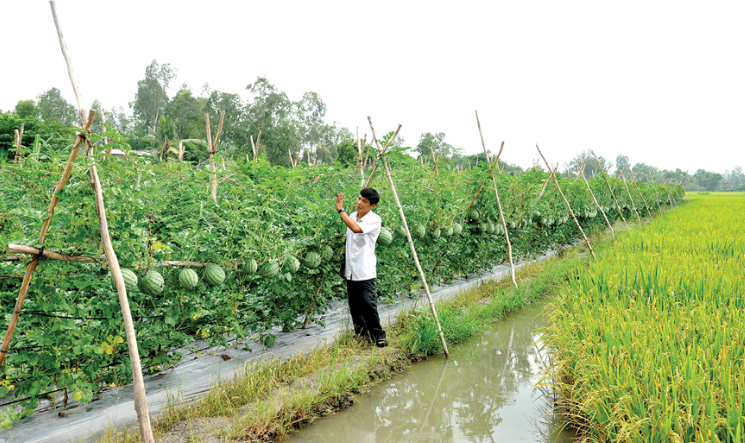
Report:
109,148,151,158
722,183,734,189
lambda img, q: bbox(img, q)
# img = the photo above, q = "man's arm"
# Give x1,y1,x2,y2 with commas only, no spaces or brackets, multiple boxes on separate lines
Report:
335,193,363,233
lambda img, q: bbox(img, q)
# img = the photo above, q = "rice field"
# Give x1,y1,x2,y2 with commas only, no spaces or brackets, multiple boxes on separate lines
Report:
545,193,745,442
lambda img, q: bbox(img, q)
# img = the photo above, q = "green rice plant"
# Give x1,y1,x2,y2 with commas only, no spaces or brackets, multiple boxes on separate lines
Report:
544,193,745,442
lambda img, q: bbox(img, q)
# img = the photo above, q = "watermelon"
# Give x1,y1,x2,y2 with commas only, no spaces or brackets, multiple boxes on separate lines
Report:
533,210,541,218
495,224,504,235
414,224,426,239
304,252,321,269
242,259,258,275
321,246,334,261
179,268,199,290
432,228,441,239
116,268,138,292
259,262,279,278
283,255,300,274
378,228,393,245
485,222,495,234
468,209,481,222
478,222,488,234
141,270,164,296
395,226,407,238
204,264,226,286
445,227,454,237
452,223,463,235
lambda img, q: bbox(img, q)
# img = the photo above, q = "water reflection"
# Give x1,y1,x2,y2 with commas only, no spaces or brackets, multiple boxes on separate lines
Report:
284,301,576,443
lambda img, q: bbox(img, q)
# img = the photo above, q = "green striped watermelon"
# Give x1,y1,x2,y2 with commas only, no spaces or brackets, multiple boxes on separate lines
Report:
304,252,321,269
395,226,406,238
116,268,138,292
452,223,463,235
283,255,300,274
204,264,225,286
378,228,393,245
179,268,199,290
414,224,426,239
242,259,258,275
432,228,441,239
141,270,165,296
321,246,334,261
259,262,279,278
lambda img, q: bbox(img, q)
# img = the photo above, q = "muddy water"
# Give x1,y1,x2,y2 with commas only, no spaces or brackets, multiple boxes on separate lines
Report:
284,301,576,443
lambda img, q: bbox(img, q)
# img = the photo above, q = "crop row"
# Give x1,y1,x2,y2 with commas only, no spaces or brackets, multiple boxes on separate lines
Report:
0,152,684,427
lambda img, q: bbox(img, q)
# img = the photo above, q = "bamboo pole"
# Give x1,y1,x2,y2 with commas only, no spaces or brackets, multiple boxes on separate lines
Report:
578,163,615,243
648,172,664,217
0,111,95,370
382,157,450,358
536,144,596,261
630,173,653,219
475,111,517,288
6,245,102,263
14,124,24,163
50,1,87,125
619,170,642,223
208,111,225,203
591,150,628,227
662,179,675,207
89,166,154,442
364,120,401,187
535,163,558,203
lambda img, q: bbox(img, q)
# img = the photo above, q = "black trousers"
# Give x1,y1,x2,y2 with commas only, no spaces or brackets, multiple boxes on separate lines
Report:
346,278,386,342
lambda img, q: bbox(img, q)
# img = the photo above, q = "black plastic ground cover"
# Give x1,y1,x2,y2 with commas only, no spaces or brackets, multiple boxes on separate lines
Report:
1,250,557,443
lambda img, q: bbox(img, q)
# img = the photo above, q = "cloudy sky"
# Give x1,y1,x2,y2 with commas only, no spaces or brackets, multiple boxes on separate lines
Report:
3,1,743,174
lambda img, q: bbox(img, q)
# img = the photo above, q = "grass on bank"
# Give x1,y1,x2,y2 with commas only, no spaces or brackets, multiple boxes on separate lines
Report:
545,193,745,442
97,229,615,442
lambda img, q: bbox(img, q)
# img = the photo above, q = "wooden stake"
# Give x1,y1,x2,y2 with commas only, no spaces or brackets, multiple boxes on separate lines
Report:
383,157,450,358
577,163,615,243
536,144,596,261
536,163,558,203
619,169,642,223
6,244,102,263
364,119,401,187
475,111,517,288
14,124,24,163
90,166,154,442
0,110,95,370
648,172,664,217
50,1,87,125
591,150,628,227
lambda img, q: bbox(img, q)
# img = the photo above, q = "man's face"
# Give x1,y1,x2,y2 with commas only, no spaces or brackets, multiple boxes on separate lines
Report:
356,196,375,213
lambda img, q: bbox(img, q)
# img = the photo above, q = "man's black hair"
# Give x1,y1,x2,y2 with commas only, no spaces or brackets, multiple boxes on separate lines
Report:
360,187,380,206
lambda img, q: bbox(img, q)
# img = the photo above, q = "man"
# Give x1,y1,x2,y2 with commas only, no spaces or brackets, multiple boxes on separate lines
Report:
335,187,387,347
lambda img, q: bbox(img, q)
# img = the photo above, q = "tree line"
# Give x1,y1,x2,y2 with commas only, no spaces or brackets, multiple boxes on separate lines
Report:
1,59,741,191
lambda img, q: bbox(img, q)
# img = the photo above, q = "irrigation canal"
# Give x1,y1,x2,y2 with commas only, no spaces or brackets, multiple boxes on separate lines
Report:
283,300,576,443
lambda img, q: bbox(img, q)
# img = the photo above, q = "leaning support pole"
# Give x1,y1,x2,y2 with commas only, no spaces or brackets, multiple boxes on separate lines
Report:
662,179,675,208
591,150,628,227
536,144,597,261
475,112,517,288
535,163,558,204
578,162,615,243
630,174,653,219
649,172,664,217
619,169,642,223
383,157,450,359
365,120,401,187
90,167,154,442
0,111,96,369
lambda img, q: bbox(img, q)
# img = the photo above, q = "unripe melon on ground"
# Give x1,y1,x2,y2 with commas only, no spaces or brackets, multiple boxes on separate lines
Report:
204,264,225,286
468,209,481,222
321,246,334,261
445,227,454,237
283,255,300,274
395,226,406,238
485,222,495,234
141,270,165,296
259,262,279,278
414,224,426,239
378,228,393,245
116,268,138,292
432,228,441,239
179,268,199,290
304,252,322,269
452,223,463,235
242,259,258,275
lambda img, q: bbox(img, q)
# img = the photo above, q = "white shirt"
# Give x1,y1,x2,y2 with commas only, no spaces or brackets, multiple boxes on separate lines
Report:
345,210,382,281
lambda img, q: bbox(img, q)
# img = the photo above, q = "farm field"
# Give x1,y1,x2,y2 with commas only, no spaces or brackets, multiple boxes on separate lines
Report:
0,142,683,429
545,192,745,441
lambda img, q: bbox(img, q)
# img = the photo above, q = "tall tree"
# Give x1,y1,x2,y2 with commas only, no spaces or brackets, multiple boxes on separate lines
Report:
14,100,37,119
130,60,177,134
36,87,77,125
166,86,206,140
415,132,458,159
564,150,612,178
